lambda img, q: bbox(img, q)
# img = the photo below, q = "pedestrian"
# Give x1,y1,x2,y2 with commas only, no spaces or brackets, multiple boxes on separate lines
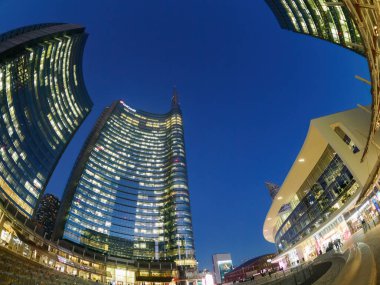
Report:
338,239,343,248
326,241,333,252
366,218,372,230
362,218,368,233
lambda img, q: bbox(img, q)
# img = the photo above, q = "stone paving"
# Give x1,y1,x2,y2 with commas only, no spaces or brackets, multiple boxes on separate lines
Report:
237,223,380,285
308,222,380,285
345,223,380,285
257,225,380,285
312,253,346,285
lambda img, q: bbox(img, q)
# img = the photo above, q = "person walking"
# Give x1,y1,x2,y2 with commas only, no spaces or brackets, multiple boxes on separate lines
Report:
338,238,343,248
361,218,368,233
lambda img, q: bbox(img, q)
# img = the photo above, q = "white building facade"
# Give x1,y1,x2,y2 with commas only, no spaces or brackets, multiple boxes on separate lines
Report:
263,106,380,269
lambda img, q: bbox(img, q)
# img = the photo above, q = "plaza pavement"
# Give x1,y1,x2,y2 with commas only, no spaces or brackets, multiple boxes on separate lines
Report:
306,222,380,285
341,222,380,285
245,223,380,285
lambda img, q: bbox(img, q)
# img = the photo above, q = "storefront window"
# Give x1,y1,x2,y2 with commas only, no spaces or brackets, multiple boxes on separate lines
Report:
275,146,358,251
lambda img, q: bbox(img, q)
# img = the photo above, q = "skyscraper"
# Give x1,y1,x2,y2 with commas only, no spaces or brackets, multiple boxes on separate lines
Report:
55,95,196,265
35,194,60,239
264,0,380,161
265,0,364,54
0,24,93,218
265,182,280,200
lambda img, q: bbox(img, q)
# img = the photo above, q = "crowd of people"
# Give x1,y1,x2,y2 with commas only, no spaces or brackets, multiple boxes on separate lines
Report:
325,238,343,253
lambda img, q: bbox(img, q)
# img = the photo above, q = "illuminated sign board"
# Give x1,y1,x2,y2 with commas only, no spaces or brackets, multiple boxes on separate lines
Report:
120,100,136,112
218,260,233,281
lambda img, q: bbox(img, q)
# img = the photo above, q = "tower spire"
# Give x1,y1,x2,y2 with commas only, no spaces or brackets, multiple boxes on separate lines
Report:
265,181,280,200
172,86,179,107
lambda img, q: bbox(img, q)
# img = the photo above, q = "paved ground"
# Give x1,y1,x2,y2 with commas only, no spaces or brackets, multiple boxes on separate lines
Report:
332,242,376,285
239,262,331,285
241,224,380,285
344,223,380,285
312,253,346,285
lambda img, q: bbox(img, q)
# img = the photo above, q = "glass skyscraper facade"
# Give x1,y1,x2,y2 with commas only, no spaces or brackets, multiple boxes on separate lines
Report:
56,97,196,264
0,24,93,218
265,0,364,55
274,146,359,252
35,194,61,239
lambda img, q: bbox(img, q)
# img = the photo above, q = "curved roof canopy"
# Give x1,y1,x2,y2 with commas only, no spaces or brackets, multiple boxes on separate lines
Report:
263,123,327,242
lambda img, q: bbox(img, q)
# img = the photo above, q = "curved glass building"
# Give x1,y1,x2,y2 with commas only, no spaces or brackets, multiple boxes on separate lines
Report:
263,106,380,269
0,24,93,218
265,0,364,55
56,97,196,264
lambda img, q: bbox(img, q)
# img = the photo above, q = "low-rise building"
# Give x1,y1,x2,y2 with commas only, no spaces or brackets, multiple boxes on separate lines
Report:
223,254,277,283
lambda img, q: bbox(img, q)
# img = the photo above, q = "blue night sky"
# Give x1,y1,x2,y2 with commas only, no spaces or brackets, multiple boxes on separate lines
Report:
0,0,370,270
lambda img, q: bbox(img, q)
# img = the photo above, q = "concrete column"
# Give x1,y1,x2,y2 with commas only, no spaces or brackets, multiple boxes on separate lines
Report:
296,246,304,263
0,210,6,229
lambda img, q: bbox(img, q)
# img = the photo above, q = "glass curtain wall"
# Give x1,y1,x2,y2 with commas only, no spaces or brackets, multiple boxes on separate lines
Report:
0,24,92,218
275,146,359,252
265,0,364,55
59,100,195,262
